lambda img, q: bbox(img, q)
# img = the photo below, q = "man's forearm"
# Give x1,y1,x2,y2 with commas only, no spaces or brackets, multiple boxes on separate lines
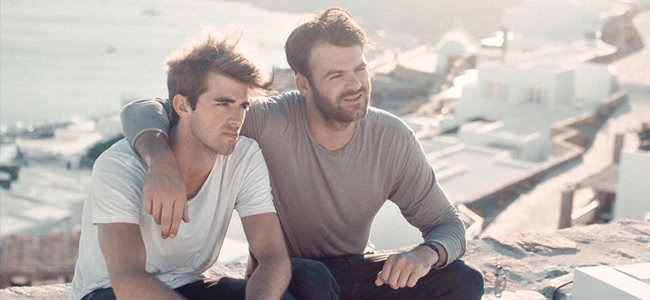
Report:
112,272,185,300
424,217,466,268
134,131,174,168
246,258,291,300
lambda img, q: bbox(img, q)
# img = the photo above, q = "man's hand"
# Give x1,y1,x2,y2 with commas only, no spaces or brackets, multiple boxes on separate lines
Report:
136,131,189,239
144,158,189,239
375,245,438,290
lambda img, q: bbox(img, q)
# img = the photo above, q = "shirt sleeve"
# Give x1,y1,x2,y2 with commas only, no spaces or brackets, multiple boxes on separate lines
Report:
90,154,143,225
241,91,300,140
120,98,174,148
235,142,277,218
388,133,466,268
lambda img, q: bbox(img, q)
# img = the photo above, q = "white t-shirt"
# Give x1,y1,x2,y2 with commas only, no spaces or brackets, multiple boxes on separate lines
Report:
69,138,276,300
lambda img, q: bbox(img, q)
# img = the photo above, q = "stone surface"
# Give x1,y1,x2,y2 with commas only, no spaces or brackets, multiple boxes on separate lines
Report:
1,220,649,299
482,290,547,300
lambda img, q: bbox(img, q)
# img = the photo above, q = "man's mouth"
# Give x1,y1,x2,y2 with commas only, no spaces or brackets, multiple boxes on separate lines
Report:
222,131,239,138
343,92,363,102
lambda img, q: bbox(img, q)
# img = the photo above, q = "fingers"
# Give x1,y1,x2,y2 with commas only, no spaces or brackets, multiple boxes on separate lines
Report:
377,254,429,290
160,200,173,239
152,196,162,225
375,271,385,286
396,266,412,289
406,269,426,288
379,255,394,283
182,202,190,223
387,264,402,289
168,199,185,238
143,191,153,215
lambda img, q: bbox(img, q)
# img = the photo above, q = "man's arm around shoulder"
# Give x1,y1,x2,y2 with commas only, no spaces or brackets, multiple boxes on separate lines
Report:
241,212,291,300
98,223,186,300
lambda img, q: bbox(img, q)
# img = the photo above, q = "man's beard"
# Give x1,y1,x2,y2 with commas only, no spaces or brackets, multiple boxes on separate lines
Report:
311,83,369,125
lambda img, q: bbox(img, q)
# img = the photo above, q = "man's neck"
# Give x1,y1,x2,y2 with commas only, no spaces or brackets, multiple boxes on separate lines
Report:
169,125,216,199
305,101,356,151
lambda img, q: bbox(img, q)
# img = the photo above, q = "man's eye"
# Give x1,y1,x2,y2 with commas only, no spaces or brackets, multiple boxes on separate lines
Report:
330,75,341,80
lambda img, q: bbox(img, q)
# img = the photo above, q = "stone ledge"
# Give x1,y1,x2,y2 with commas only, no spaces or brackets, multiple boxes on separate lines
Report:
2,220,648,300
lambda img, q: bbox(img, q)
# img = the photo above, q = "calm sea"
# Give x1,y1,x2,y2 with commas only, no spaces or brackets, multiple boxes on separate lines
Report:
0,0,301,126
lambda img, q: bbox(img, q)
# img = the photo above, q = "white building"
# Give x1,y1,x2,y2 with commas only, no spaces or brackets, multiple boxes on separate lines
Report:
458,120,548,162
449,44,617,162
614,151,650,221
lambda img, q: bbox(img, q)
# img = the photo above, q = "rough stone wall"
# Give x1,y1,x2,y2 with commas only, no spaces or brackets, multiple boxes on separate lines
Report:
1,220,648,300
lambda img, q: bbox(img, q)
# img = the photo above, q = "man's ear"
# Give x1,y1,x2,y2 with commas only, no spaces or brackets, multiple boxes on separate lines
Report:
172,94,192,119
295,73,313,101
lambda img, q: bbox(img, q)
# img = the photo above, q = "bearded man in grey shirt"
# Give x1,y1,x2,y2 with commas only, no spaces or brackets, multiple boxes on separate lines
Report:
121,8,484,300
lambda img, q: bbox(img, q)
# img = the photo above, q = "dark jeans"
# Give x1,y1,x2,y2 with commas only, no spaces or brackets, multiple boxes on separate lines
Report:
81,258,338,300
312,253,484,300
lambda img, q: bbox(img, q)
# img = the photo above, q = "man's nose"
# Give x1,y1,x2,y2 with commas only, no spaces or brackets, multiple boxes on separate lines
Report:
227,107,245,127
347,74,362,91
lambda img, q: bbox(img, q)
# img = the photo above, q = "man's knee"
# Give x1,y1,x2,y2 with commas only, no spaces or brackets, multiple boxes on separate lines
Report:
444,260,485,298
289,258,339,300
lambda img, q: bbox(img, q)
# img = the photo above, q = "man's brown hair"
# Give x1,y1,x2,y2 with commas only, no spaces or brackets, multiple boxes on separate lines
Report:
167,34,272,120
284,8,367,81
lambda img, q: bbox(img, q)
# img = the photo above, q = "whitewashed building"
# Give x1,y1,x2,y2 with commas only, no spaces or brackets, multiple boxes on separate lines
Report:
614,151,650,221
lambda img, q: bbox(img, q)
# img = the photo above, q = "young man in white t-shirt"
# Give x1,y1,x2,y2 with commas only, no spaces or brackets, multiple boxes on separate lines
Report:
69,36,295,300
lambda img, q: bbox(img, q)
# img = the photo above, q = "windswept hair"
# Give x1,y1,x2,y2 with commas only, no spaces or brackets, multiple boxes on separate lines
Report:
166,34,272,119
284,7,368,80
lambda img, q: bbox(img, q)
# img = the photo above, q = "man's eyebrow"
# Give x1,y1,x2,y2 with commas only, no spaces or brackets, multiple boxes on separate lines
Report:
323,69,343,79
323,62,367,79
213,97,236,103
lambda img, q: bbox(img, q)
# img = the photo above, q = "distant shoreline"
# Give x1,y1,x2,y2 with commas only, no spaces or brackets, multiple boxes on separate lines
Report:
234,0,520,42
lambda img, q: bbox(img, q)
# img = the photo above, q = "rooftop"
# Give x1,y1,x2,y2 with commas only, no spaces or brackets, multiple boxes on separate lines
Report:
396,46,439,74
421,137,537,203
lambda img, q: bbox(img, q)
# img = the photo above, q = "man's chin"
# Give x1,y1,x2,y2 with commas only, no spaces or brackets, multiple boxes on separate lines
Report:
211,143,237,156
348,102,369,120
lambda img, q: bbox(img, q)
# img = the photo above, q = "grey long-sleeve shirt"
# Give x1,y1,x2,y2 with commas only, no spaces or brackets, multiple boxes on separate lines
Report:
121,91,466,266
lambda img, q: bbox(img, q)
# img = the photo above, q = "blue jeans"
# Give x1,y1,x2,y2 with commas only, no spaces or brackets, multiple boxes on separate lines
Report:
312,254,484,300
81,258,337,300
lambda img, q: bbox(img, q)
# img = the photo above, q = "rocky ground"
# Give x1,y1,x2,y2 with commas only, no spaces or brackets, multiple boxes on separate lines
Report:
2,220,648,300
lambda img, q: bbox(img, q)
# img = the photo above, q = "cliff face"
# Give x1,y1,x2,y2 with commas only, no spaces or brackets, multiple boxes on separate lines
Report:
1,220,648,300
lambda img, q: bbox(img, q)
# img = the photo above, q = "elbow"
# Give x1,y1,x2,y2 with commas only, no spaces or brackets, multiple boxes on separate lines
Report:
260,254,292,285
119,100,140,126
275,254,292,282
111,272,148,300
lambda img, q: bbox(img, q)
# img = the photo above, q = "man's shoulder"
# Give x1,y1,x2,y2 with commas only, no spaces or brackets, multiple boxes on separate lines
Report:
252,90,304,112
233,136,260,153
227,137,265,164
92,139,146,178
364,107,415,138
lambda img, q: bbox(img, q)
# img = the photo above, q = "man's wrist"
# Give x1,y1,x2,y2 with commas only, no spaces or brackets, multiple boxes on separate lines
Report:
416,243,440,267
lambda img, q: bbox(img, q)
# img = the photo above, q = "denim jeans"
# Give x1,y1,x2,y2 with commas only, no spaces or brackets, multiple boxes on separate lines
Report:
312,253,484,300
81,257,337,300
